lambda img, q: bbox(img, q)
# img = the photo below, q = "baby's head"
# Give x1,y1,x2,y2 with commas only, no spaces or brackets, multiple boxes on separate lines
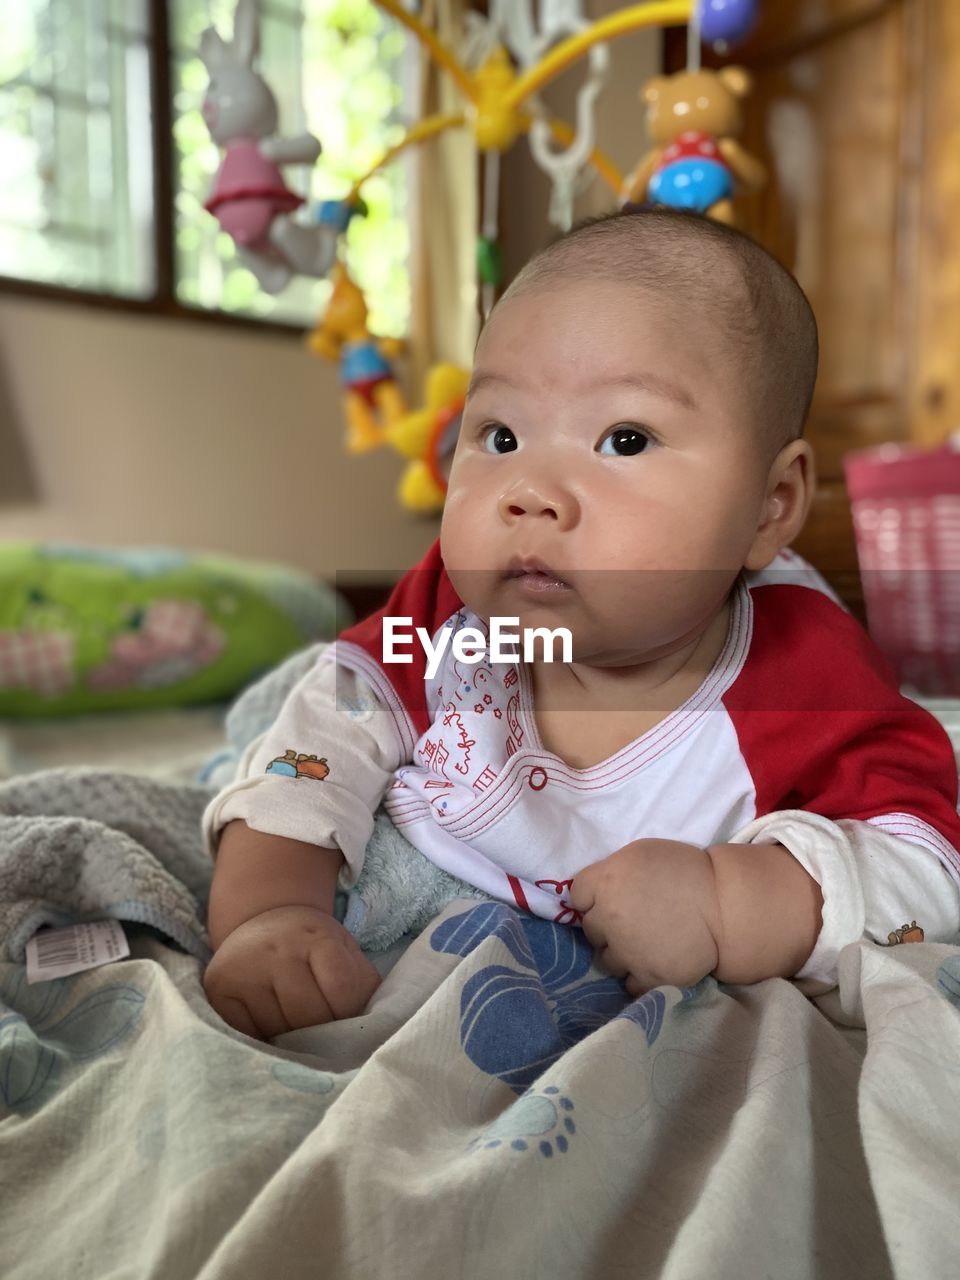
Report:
440,207,819,667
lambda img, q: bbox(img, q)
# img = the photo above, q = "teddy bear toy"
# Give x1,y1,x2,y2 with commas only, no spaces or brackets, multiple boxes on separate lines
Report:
622,66,766,225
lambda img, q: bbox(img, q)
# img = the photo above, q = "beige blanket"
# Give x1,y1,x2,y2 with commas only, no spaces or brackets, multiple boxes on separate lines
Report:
2,896,958,1280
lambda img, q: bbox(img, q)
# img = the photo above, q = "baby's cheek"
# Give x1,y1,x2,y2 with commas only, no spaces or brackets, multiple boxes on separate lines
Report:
439,515,466,576
439,492,481,564
664,496,746,571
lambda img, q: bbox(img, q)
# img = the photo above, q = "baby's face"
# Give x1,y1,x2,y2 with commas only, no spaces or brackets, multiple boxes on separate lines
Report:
440,278,773,667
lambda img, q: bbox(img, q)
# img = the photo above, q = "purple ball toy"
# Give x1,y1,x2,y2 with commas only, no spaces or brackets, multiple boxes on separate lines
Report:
697,0,759,48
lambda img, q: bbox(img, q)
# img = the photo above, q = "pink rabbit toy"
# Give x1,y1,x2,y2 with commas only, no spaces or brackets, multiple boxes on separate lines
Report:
199,0,336,293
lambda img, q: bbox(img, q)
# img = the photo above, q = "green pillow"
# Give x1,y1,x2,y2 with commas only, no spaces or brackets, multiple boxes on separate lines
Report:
0,543,350,716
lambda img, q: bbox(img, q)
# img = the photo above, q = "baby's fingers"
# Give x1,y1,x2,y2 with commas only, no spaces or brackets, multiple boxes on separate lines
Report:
567,869,599,917
624,974,651,999
591,941,632,980
230,985,293,1041
203,958,270,1038
205,977,287,1040
308,939,381,1021
576,906,608,952
212,993,262,1039
272,965,336,1032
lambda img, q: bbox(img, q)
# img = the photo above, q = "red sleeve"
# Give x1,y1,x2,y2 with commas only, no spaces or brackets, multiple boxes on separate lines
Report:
335,539,463,740
724,584,960,857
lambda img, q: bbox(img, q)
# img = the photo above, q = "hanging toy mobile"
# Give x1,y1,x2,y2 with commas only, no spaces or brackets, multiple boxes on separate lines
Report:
307,263,407,455
199,0,337,294
342,0,693,304
343,0,762,299
463,0,611,234
310,0,763,499
621,0,763,222
621,65,765,222
382,364,470,515
365,0,693,158
698,0,760,51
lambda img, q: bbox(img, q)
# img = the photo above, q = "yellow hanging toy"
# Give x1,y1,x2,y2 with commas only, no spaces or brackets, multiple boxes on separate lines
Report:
382,364,470,515
307,263,407,455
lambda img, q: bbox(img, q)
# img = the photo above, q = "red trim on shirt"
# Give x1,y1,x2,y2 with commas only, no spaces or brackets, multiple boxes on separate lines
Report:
507,874,531,911
336,540,463,739
723,583,960,849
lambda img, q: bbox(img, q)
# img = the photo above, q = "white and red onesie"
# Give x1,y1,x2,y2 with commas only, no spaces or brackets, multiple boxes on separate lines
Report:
204,541,960,988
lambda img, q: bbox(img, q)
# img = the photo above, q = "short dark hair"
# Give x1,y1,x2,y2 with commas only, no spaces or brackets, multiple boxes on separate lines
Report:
497,207,819,458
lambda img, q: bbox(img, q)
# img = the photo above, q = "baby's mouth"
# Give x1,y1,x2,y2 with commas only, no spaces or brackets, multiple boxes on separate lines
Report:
503,557,572,593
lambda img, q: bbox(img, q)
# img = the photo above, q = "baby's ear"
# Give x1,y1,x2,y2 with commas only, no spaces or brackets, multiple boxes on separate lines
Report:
640,75,668,105
199,27,227,71
718,66,753,98
233,0,260,68
744,440,816,571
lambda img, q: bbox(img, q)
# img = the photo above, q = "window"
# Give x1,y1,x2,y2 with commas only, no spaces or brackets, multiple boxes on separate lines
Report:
0,0,156,299
0,0,415,334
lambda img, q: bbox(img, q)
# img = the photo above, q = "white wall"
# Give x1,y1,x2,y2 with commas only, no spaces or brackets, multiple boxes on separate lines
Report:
0,297,438,579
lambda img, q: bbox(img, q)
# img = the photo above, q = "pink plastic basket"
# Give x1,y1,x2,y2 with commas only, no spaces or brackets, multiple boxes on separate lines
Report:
844,440,960,695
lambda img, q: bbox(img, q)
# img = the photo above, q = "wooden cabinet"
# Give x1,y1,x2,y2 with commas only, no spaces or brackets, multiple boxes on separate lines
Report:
675,0,960,615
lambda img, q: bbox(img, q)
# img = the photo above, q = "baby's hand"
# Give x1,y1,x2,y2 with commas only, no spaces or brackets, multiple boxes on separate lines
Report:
569,840,721,996
203,905,381,1040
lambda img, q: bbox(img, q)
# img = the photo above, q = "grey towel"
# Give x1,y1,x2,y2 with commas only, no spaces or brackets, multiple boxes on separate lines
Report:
0,769,215,964
0,647,490,963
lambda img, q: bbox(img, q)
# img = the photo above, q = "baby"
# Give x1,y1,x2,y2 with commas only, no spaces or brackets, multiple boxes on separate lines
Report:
203,208,960,1040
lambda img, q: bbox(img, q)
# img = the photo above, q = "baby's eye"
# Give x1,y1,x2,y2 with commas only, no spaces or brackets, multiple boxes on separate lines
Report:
597,426,651,457
481,425,518,454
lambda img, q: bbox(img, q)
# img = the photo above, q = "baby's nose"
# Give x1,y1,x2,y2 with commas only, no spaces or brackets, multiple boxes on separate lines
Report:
497,479,578,528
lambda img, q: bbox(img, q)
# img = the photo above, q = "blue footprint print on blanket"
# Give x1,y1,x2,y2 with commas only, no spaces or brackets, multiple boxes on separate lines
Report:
431,903,685,1094
0,966,144,1113
468,1085,578,1158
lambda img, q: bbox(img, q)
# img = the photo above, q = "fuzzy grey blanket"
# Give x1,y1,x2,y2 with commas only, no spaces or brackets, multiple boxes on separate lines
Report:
0,646,488,966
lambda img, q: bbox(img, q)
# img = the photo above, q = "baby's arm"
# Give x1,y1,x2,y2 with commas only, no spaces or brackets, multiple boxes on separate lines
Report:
207,822,342,949
569,838,820,993
203,823,379,1040
201,656,402,1038
720,811,960,989
571,817,960,995
705,840,823,982
203,824,379,1039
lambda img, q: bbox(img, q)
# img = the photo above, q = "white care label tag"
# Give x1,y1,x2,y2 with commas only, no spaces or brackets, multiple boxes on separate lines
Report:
25,920,130,984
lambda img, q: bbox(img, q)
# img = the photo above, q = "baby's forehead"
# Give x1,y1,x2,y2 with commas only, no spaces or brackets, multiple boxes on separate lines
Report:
518,230,746,294
479,271,744,371
472,270,761,433
497,242,749,318
474,212,817,455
